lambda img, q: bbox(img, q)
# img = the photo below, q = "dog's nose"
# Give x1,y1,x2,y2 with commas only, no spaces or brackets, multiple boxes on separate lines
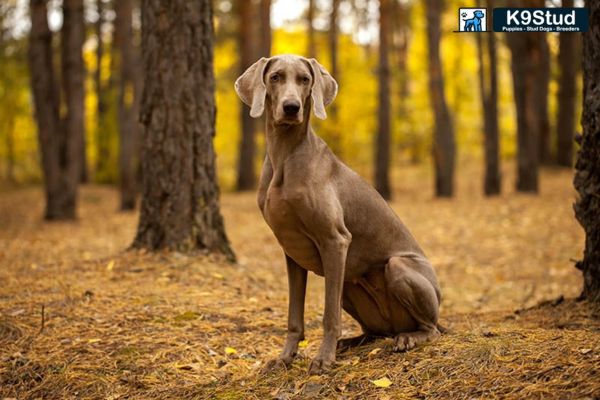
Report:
283,101,300,116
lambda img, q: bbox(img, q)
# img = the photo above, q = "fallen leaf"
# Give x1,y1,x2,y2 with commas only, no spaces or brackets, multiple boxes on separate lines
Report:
368,347,382,356
298,340,308,348
371,377,392,388
106,260,115,271
88,338,101,344
579,348,592,354
212,272,224,280
225,347,237,355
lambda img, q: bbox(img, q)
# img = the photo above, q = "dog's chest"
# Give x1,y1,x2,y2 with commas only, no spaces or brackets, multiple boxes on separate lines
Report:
263,185,324,275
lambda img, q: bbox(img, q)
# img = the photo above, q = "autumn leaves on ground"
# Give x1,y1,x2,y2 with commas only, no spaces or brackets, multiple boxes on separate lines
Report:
1,166,599,399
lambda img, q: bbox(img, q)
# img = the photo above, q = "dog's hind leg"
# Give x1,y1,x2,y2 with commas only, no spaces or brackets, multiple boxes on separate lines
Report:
384,254,441,352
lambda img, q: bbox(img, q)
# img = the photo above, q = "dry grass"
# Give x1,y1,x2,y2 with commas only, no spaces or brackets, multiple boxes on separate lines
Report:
0,165,599,399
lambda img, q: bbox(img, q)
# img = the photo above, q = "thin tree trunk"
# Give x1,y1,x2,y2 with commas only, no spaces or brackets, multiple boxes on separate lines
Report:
59,0,85,215
375,0,391,200
477,0,500,195
507,30,541,193
133,0,234,259
5,118,15,183
307,0,316,58
95,0,109,179
574,0,600,302
236,0,256,191
425,0,455,197
538,32,551,165
62,0,87,184
115,0,140,210
259,0,271,58
393,0,410,109
328,0,341,155
556,0,578,167
29,0,66,219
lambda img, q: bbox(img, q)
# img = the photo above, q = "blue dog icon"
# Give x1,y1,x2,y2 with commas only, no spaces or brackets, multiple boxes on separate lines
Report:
463,10,485,31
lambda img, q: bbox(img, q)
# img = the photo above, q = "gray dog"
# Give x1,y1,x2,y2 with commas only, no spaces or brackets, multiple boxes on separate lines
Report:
235,55,442,375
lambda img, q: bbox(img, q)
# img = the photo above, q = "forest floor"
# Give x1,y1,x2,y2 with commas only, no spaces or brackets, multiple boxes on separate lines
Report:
1,165,599,399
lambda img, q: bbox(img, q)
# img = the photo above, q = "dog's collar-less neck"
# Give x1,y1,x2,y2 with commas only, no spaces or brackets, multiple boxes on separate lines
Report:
265,100,315,171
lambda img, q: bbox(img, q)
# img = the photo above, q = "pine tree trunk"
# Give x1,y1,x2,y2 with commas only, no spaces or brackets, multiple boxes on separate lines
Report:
133,0,234,259
425,0,455,197
507,31,540,193
556,0,578,167
574,0,600,302
58,0,84,217
327,0,341,155
477,0,500,196
307,0,316,58
29,0,73,219
375,0,391,200
236,0,256,191
62,0,85,190
115,0,140,210
260,0,271,58
538,32,552,165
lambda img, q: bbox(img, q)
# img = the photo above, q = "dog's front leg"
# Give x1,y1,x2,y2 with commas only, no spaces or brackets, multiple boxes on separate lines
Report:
263,255,307,372
309,233,351,375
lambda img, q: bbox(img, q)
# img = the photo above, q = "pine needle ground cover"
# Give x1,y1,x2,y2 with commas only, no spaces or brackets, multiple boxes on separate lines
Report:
1,166,598,399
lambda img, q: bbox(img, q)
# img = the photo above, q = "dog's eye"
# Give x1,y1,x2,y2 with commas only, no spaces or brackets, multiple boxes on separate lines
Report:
270,74,280,83
301,76,310,84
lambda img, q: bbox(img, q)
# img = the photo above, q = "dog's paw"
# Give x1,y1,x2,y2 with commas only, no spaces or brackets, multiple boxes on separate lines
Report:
392,334,417,352
260,357,291,374
307,356,334,375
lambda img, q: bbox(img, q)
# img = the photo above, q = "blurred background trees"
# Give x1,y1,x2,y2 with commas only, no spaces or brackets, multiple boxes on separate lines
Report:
0,0,585,205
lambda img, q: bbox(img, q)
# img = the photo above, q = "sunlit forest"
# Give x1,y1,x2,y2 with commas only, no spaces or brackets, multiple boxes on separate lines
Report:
1,0,600,398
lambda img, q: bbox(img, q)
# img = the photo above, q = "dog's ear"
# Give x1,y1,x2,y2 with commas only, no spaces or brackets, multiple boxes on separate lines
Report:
307,58,338,120
235,57,271,118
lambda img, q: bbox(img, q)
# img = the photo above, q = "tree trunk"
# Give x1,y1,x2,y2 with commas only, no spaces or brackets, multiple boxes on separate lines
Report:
556,0,578,167
29,0,73,219
574,0,600,302
327,0,342,155
259,0,271,58
476,0,500,195
425,0,455,197
235,0,256,191
538,32,552,165
5,118,15,183
133,0,234,259
307,0,316,58
61,0,86,185
115,0,140,210
95,0,109,179
393,0,410,108
374,0,391,200
58,0,84,216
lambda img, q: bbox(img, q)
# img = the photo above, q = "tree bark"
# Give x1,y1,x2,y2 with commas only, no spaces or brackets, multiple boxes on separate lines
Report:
327,0,342,155
307,0,316,58
29,0,77,219
236,0,256,191
115,0,141,210
574,0,600,302
95,0,110,179
506,32,541,192
133,0,234,259
259,0,271,58
59,0,85,215
476,0,500,195
556,0,578,167
538,32,552,165
425,0,455,197
374,0,391,200
61,0,86,185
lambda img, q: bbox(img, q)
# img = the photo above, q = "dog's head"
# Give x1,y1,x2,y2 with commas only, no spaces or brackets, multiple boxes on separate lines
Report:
235,54,338,125
474,10,484,18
